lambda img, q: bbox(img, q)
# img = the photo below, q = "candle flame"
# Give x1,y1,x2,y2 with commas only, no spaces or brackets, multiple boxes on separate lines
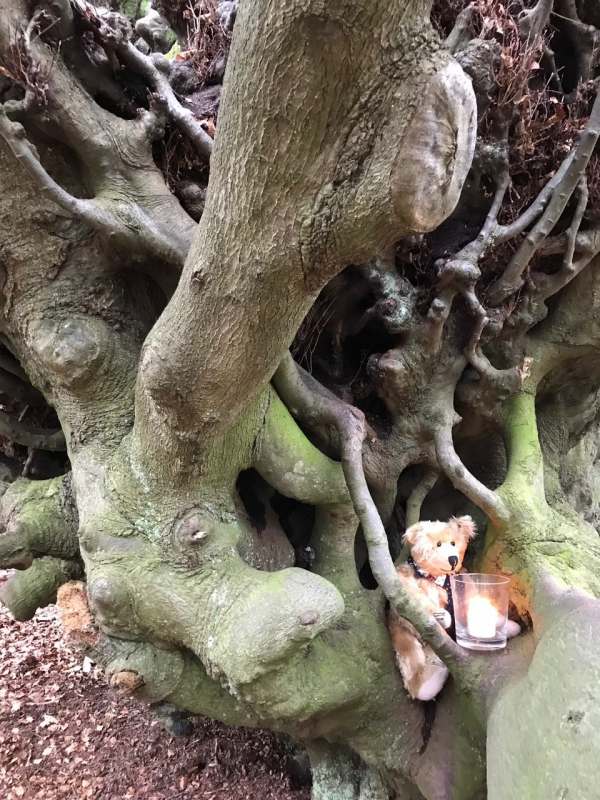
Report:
467,595,497,639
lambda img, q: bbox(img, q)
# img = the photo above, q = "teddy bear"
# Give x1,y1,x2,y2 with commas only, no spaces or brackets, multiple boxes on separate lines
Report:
387,515,520,701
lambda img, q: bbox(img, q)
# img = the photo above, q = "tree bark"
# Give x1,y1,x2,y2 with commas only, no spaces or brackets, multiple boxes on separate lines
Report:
0,1,599,798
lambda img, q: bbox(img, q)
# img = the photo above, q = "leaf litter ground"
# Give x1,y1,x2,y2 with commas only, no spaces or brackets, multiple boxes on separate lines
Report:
0,584,310,800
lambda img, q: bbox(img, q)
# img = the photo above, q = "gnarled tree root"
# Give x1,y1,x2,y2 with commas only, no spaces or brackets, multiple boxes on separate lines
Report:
0,556,82,620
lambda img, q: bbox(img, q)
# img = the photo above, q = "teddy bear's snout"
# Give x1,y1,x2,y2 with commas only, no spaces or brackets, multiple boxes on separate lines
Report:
448,555,458,569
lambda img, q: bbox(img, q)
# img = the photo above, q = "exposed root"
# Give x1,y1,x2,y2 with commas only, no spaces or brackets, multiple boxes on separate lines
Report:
274,354,472,678
0,475,78,569
0,555,82,620
0,107,188,271
0,408,65,451
562,175,589,270
434,426,509,524
405,469,439,528
115,41,213,158
0,3,198,273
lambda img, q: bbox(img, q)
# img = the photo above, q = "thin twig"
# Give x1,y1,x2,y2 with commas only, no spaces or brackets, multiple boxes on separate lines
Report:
563,176,589,271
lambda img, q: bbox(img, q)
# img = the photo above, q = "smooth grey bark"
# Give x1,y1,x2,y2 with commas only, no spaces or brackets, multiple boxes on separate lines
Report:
0,1,600,799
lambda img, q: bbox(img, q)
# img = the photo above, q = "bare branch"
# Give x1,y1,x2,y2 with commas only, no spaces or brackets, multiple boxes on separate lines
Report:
495,153,574,244
488,90,600,305
537,223,600,258
0,108,187,269
508,183,595,322
273,351,348,453
341,409,470,673
464,315,523,394
66,1,212,158
563,176,589,270
0,409,65,451
530,248,598,305
424,137,510,356
405,469,439,528
253,387,349,506
518,0,554,41
434,426,509,524
425,259,485,354
0,108,92,216
445,4,477,54
116,43,213,160
424,287,459,354
458,162,511,264
275,354,470,674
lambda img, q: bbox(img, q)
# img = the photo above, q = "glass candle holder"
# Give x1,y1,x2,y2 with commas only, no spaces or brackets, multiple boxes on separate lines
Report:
450,573,510,651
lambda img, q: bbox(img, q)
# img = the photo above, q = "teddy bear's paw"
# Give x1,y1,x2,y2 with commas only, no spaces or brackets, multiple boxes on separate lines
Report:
432,609,452,629
415,664,449,702
505,619,521,639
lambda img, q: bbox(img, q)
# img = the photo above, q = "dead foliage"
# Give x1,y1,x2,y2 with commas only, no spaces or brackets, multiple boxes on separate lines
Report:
181,0,231,84
0,601,310,800
0,23,53,106
433,0,599,221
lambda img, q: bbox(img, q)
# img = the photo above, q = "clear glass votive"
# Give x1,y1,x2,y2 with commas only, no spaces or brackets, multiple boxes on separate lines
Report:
450,573,510,651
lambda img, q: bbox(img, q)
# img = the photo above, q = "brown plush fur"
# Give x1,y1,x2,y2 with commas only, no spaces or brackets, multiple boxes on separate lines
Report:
388,516,476,701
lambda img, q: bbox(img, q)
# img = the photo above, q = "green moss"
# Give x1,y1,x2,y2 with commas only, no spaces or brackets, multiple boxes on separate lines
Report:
0,557,82,620
254,388,349,505
502,392,545,500
165,42,181,61
118,0,151,20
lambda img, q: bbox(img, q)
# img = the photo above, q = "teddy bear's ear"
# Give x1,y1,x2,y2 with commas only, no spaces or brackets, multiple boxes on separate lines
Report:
403,522,427,546
454,515,477,539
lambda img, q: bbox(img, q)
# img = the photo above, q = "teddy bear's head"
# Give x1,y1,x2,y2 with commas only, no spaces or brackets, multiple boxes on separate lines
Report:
404,516,477,578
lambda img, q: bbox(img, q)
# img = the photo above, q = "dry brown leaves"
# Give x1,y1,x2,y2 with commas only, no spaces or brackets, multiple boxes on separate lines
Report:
0,596,309,800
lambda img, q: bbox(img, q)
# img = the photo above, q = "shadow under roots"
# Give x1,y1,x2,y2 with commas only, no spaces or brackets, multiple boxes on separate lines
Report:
236,469,316,571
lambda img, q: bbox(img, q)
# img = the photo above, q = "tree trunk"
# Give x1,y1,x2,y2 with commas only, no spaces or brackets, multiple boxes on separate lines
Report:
1,0,600,797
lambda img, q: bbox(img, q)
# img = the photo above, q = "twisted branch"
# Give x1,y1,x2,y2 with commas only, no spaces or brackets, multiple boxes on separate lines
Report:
434,426,509,525
488,90,600,305
0,408,65,451
116,43,213,160
405,468,439,528
274,354,470,675
0,108,187,268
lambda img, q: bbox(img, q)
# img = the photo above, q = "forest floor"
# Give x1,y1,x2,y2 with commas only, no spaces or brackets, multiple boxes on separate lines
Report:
0,581,311,800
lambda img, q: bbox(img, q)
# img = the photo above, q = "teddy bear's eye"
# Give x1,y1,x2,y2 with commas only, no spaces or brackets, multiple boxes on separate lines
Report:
437,542,442,547
451,541,455,546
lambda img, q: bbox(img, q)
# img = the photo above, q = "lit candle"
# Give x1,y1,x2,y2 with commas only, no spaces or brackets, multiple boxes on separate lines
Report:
467,596,497,639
